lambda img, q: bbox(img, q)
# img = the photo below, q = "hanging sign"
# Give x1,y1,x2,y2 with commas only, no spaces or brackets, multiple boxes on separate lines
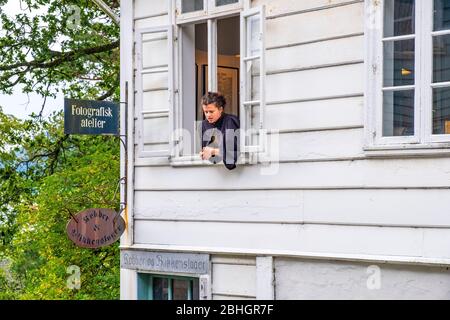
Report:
64,98,119,135
66,208,126,248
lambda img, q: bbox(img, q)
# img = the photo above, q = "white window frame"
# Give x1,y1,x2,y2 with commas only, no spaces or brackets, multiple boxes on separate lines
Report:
365,0,450,152
171,3,267,165
176,0,243,24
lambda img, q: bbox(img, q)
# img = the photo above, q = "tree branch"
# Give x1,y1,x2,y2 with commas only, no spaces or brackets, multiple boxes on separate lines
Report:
0,40,119,72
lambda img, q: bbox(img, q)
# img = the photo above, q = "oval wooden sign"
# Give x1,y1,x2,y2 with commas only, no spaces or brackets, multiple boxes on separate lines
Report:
66,208,126,248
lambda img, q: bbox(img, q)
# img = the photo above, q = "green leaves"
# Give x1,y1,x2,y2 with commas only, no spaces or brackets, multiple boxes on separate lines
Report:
0,112,120,299
0,0,119,101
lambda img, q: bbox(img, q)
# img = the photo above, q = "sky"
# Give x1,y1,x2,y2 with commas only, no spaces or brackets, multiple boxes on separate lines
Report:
0,0,64,119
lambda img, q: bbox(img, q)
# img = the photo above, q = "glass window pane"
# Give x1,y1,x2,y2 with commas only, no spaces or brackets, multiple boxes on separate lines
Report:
182,0,204,13
384,0,415,37
433,34,450,83
433,87,450,134
153,278,169,300
246,15,260,57
383,39,415,87
216,0,239,6
383,90,415,136
434,0,450,31
173,279,190,300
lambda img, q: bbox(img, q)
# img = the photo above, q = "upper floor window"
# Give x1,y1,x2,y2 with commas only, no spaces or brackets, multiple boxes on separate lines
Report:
134,3,267,164
366,0,450,148
177,0,242,22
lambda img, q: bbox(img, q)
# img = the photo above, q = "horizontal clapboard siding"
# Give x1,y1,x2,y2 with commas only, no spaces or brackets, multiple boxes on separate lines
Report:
134,158,450,189
134,189,450,227
265,2,363,49
253,0,362,18
134,221,450,258
265,96,364,130
134,0,168,20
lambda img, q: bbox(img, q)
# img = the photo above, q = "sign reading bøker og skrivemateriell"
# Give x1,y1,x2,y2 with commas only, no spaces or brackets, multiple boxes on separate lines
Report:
64,98,119,135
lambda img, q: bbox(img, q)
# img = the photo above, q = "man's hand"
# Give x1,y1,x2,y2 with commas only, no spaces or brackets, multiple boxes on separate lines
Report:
200,147,219,160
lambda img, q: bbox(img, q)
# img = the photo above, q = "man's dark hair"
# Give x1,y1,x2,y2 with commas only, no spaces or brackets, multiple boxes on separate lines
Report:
201,92,226,109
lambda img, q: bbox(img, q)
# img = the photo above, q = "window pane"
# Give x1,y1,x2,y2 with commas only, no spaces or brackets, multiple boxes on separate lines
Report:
383,90,415,136
246,15,260,57
434,0,450,31
173,279,190,300
433,87,450,134
384,0,415,37
216,0,239,6
433,34,450,82
153,278,169,300
182,0,203,13
383,39,415,87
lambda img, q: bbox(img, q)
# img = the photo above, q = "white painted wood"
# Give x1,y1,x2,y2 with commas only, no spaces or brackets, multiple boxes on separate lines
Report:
126,243,450,267
135,15,170,29
142,90,170,112
134,188,450,227
252,0,360,17
266,35,364,72
212,263,256,296
120,0,134,247
134,0,168,19
274,258,450,300
266,97,364,130
423,229,450,259
213,294,255,300
265,2,363,48
303,189,450,227
256,256,274,299
142,38,169,68
134,190,303,222
141,118,169,143
240,6,267,154
211,255,256,265
266,63,363,103
120,268,137,300
276,128,364,160
135,25,174,158
134,221,426,257
134,158,450,189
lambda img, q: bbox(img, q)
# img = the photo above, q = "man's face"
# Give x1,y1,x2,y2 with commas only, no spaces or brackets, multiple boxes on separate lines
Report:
202,103,223,124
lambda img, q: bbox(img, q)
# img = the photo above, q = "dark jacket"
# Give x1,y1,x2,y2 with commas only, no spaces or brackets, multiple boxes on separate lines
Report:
201,113,240,170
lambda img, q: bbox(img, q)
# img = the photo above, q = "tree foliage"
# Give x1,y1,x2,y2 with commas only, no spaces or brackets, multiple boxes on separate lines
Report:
0,0,119,106
0,0,121,299
0,111,120,299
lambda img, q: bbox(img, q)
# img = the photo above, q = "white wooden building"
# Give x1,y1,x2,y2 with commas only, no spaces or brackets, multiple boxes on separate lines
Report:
119,0,450,300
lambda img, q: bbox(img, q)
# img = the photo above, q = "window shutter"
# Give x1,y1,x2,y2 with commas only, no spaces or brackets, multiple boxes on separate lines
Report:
240,6,266,155
135,26,174,158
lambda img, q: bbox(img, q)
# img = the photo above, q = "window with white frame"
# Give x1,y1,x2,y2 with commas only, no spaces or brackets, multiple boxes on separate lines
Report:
134,2,267,162
176,0,242,20
366,0,450,148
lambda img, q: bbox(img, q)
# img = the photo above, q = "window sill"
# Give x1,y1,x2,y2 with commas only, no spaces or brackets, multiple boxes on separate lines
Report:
170,155,251,167
364,143,450,158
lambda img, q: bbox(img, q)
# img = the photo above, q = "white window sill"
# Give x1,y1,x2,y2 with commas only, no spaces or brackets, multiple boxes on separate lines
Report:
364,143,450,158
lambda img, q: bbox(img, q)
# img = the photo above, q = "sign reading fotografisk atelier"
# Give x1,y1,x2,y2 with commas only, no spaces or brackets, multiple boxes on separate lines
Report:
66,208,125,249
64,98,119,135
121,250,210,275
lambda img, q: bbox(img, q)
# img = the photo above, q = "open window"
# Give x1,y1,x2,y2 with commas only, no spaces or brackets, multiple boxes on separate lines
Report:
173,5,266,164
176,0,242,22
135,26,175,158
